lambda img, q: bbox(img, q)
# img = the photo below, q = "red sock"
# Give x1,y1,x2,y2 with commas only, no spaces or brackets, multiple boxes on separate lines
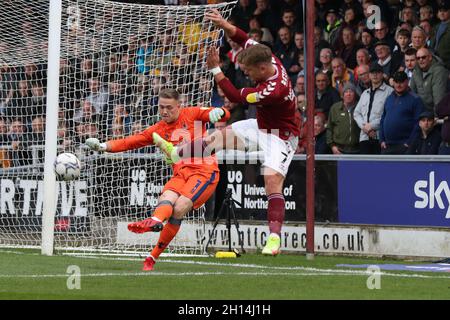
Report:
267,193,285,235
150,220,181,259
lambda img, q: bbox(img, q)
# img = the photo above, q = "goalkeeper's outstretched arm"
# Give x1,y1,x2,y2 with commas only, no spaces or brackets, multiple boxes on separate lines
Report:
85,129,155,153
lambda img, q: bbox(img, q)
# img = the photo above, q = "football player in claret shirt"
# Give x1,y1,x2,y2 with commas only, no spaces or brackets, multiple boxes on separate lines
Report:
85,88,230,270
152,10,301,256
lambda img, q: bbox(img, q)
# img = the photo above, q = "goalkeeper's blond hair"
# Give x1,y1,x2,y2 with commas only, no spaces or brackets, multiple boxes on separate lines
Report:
237,44,272,66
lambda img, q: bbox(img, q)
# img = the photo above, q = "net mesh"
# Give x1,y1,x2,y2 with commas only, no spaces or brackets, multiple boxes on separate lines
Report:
0,0,235,256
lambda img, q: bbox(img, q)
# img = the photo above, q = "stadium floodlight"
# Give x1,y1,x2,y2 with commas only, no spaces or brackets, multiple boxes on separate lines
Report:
0,0,235,257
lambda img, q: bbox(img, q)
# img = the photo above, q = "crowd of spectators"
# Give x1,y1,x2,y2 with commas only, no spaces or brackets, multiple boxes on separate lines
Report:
1,0,450,169
220,0,450,156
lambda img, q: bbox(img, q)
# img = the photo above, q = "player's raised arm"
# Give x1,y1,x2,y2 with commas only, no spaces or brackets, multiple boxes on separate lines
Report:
205,9,236,38
205,9,254,49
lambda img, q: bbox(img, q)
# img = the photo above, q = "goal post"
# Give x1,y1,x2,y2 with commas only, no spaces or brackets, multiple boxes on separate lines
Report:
42,0,63,256
0,0,236,257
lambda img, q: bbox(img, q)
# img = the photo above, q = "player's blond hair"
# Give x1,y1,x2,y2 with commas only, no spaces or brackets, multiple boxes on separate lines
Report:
237,44,272,66
159,88,180,100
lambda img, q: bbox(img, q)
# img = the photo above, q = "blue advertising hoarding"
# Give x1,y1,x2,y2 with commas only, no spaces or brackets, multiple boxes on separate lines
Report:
338,161,450,227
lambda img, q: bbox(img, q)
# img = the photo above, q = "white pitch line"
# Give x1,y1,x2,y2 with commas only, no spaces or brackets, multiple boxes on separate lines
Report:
0,270,449,280
0,272,367,279
2,251,449,280
74,255,450,279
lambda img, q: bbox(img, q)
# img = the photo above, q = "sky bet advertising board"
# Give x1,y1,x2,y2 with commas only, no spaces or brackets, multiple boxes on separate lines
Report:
338,161,450,227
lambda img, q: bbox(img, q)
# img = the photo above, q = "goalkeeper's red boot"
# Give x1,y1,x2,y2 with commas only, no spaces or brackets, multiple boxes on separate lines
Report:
128,218,163,233
142,256,156,271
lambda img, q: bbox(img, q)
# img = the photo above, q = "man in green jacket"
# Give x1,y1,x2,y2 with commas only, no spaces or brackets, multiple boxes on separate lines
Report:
410,48,449,113
326,83,361,154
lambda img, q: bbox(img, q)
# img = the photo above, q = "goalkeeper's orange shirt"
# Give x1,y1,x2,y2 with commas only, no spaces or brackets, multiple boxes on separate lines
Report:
107,106,230,175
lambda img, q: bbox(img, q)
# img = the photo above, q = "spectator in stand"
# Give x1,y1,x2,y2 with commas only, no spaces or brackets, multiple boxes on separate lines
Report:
326,83,360,154
342,7,361,33
314,112,331,154
57,121,73,152
0,118,10,168
315,72,341,116
380,71,425,155
110,101,131,137
7,79,32,119
29,81,46,122
354,64,394,154
372,41,403,84
360,28,376,60
248,28,263,43
280,8,300,35
8,119,30,167
274,26,297,80
28,116,46,163
398,21,414,34
339,0,364,24
354,48,371,75
323,9,342,47
73,99,96,124
419,19,434,46
252,0,278,37
432,1,450,70
354,64,371,93
136,37,153,74
335,26,362,70
406,111,442,155
410,25,428,50
402,47,418,84
400,6,419,27
86,77,109,115
295,75,305,95
290,31,304,78
394,28,411,53
0,118,9,144
420,5,437,25
226,36,243,69
316,0,338,29
314,26,331,68
248,14,274,46
296,51,317,78
231,0,255,32
373,20,397,52
435,91,450,155
318,47,334,79
410,47,449,113
331,57,355,96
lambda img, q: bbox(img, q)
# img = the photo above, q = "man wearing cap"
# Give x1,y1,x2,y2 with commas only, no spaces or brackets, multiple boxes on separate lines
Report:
354,64,394,154
410,47,449,113
380,71,425,154
326,83,361,154
431,1,450,69
324,8,342,47
406,111,441,155
371,40,403,82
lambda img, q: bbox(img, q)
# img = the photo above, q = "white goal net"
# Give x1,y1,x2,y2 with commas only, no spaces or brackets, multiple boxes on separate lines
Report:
0,0,235,256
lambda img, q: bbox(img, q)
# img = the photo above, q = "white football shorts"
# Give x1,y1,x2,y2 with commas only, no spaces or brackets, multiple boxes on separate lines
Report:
231,119,297,177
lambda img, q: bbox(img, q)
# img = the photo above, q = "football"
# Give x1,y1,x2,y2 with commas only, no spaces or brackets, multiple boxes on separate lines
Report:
54,152,81,181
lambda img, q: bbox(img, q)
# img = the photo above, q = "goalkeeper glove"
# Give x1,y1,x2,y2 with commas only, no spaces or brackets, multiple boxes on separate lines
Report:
209,108,225,123
85,138,107,152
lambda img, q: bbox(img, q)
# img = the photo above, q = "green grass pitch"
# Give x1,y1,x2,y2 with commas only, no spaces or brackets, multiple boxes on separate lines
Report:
0,249,449,300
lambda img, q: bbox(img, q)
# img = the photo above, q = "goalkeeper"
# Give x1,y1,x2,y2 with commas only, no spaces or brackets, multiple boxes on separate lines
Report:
86,88,229,271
